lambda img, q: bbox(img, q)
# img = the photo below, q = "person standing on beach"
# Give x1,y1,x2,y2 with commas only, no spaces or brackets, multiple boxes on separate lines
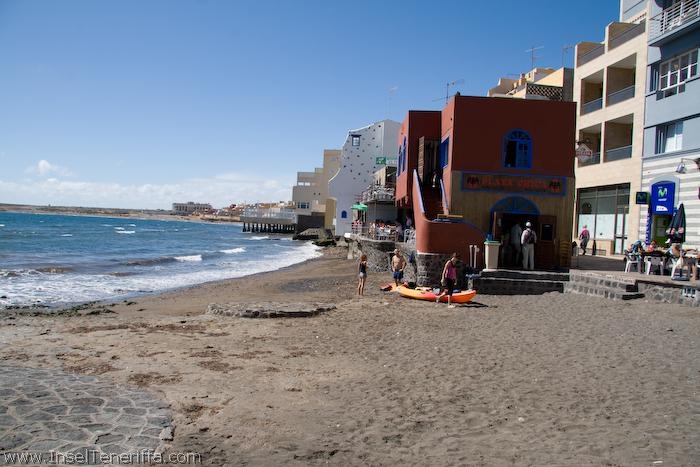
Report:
436,253,459,308
357,254,368,296
391,249,406,286
521,221,537,270
579,225,590,255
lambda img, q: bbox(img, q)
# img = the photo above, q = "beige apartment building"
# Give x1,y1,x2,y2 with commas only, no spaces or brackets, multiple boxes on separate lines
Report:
291,149,340,228
573,17,647,255
488,67,573,101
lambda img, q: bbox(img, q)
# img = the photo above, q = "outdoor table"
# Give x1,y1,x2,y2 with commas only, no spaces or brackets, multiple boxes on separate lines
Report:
640,250,668,275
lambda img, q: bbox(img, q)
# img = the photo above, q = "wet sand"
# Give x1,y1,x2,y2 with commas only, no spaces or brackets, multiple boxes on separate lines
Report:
1,247,698,465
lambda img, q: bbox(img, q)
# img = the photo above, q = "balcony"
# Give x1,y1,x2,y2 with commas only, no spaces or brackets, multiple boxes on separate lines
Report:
605,145,633,162
361,183,395,203
608,21,646,50
649,0,700,41
577,44,605,67
578,152,601,168
581,98,603,115
607,85,636,106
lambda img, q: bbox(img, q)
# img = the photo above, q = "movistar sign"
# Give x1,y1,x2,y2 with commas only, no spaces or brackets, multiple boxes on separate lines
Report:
651,181,675,214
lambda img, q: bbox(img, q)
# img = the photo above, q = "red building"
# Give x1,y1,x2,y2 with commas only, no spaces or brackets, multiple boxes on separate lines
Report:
395,95,576,274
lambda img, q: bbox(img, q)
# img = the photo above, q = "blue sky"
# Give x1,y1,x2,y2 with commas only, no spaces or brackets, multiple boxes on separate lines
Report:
0,0,620,209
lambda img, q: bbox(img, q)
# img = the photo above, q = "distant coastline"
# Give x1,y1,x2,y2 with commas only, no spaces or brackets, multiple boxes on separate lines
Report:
0,203,241,223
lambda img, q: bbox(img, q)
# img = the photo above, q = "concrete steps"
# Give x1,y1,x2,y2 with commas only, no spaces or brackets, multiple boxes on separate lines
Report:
474,270,568,295
565,271,645,301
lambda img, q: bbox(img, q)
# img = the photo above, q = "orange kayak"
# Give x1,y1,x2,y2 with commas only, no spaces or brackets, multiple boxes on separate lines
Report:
397,285,477,304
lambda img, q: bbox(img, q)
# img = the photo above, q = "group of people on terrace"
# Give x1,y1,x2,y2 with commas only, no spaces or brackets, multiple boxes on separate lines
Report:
624,238,698,279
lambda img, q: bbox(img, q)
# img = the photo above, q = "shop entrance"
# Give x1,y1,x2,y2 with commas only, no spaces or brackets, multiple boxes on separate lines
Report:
489,196,541,269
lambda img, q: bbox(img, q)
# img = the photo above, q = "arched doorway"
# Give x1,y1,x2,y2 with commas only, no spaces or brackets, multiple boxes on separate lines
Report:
489,196,543,268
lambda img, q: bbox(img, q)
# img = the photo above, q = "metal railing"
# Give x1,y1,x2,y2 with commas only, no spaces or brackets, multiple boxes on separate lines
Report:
581,97,603,115
241,208,297,222
578,152,601,167
649,0,699,40
607,85,636,106
608,21,646,50
361,185,395,203
577,43,605,67
605,145,633,162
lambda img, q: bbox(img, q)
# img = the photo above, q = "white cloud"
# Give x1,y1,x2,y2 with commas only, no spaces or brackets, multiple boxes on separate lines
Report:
25,159,73,177
0,172,294,210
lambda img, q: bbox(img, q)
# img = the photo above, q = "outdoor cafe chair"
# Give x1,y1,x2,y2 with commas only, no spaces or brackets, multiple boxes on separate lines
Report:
624,252,641,273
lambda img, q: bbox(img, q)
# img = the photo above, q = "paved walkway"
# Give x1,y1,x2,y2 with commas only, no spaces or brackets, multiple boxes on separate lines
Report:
0,366,172,464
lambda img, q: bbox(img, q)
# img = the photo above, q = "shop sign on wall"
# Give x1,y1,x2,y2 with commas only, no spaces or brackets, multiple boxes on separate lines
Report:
461,172,565,195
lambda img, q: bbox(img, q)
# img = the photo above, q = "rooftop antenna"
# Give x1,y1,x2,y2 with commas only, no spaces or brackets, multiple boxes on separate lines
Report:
562,44,574,67
433,78,464,105
525,45,544,69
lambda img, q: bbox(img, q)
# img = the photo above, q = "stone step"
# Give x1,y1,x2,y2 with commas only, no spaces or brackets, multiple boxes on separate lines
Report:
474,277,565,295
480,269,570,282
564,283,645,301
568,272,639,293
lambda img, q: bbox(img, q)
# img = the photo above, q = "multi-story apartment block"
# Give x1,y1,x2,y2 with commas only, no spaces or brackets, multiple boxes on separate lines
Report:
642,0,700,248
292,149,340,217
573,10,648,255
328,120,400,237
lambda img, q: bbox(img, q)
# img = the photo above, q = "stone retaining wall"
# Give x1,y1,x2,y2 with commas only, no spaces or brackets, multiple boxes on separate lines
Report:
345,236,468,288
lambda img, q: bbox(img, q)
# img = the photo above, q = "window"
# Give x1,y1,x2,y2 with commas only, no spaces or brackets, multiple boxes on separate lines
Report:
351,135,361,147
656,121,683,154
439,138,449,168
296,202,310,210
503,130,532,168
653,49,698,98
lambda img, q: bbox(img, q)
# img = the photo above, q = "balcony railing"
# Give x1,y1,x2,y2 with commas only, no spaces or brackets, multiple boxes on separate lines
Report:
608,21,646,50
607,85,636,106
605,145,633,162
577,44,605,67
578,152,601,167
360,184,395,203
581,97,603,115
649,0,700,40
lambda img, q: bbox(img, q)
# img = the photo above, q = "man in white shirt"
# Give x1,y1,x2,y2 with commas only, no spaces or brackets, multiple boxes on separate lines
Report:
521,221,537,270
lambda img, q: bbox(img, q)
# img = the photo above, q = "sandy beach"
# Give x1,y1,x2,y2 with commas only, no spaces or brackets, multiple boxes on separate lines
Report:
1,247,698,465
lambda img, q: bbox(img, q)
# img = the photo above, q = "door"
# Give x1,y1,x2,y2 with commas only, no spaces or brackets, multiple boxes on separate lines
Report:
491,211,506,267
535,215,557,270
614,205,628,254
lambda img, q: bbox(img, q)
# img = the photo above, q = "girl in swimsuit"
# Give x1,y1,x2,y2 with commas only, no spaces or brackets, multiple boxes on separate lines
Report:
357,254,368,296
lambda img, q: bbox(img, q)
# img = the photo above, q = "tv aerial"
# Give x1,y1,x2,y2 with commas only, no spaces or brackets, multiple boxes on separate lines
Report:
432,78,464,105
525,45,544,69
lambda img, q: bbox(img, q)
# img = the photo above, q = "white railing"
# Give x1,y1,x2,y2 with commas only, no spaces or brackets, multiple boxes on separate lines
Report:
241,208,297,222
649,0,699,40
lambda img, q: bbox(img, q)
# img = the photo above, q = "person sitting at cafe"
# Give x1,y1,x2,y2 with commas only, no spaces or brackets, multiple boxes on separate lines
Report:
669,243,699,280
646,240,659,252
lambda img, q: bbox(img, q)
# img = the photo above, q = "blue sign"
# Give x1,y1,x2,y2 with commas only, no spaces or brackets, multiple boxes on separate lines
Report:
650,181,675,214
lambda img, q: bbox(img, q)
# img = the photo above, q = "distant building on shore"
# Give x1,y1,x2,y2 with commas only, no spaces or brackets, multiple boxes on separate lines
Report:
172,202,213,215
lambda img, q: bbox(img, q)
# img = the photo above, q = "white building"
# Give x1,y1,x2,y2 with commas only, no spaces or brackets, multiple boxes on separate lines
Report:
328,119,400,236
172,201,213,215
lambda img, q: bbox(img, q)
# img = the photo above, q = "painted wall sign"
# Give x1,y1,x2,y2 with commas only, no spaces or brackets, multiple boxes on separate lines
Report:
461,172,566,196
650,181,675,214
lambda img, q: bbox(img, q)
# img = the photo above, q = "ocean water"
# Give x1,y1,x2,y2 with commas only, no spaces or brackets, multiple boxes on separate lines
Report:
0,211,321,309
